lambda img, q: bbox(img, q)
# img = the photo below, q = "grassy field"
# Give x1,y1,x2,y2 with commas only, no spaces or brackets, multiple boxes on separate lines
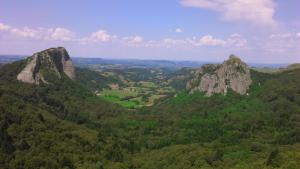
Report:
101,88,138,97
101,95,140,108
100,89,140,108
99,82,174,108
94,69,177,108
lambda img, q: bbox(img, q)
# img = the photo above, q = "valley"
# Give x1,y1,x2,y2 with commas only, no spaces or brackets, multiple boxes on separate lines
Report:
93,68,176,108
1,1,299,168
74,63,190,108
0,48,300,169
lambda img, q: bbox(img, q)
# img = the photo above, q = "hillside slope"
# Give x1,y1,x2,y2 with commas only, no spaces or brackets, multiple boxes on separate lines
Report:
98,68,300,168
0,50,126,169
1,49,300,168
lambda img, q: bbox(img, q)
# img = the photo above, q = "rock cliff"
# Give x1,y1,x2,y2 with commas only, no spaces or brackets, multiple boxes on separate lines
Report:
186,55,252,96
287,63,300,70
17,47,75,84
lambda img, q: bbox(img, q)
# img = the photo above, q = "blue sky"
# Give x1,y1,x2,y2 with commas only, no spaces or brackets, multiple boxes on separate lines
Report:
0,0,299,63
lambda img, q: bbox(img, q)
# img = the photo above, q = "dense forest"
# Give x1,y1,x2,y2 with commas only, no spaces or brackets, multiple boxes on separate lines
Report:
1,59,300,169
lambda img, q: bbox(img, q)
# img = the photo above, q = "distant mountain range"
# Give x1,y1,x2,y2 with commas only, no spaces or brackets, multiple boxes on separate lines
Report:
0,55,289,69
0,55,26,64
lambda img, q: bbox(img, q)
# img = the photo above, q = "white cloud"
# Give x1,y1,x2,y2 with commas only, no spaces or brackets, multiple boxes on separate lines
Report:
164,38,181,45
226,33,247,47
198,35,226,46
123,36,143,43
175,28,183,33
180,0,276,25
144,40,158,47
146,34,246,48
0,23,11,31
270,33,292,39
262,32,300,53
0,22,144,45
0,22,247,50
123,36,144,46
9,27,40,38
162,37,197,47
269,33,300,39
0,23,76,41
132,36,143,43
50,28,75,41
88,29,116,42
145,38,189,48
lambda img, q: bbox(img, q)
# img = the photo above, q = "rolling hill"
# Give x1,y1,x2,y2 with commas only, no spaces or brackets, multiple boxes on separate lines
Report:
1,48,300,169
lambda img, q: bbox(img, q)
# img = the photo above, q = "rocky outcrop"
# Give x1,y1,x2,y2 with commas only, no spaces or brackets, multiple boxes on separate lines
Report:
287,63,300,70
187,55,252,96
17,54,40,84
17,47,75,84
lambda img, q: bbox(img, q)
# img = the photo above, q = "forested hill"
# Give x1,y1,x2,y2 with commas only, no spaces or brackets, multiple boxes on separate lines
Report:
1,48,300,168
0,53,127,168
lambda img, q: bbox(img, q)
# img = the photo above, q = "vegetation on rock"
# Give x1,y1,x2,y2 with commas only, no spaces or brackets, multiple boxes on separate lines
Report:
187,55,252,96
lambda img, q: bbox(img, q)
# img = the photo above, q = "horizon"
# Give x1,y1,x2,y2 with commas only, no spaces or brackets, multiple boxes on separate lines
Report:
0,52,293,66
0,0,299,64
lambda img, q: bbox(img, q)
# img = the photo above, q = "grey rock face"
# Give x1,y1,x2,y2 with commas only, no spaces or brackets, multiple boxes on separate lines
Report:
17,54,39,84
17,47,75,84
187,55,252,96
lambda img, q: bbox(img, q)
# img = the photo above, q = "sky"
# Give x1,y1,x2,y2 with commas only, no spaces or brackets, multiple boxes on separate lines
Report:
0,0,299,63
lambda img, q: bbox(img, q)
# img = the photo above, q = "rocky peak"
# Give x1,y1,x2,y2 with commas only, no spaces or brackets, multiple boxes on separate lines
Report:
287,63,300,70
186,55,252,96
17,47,75,84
